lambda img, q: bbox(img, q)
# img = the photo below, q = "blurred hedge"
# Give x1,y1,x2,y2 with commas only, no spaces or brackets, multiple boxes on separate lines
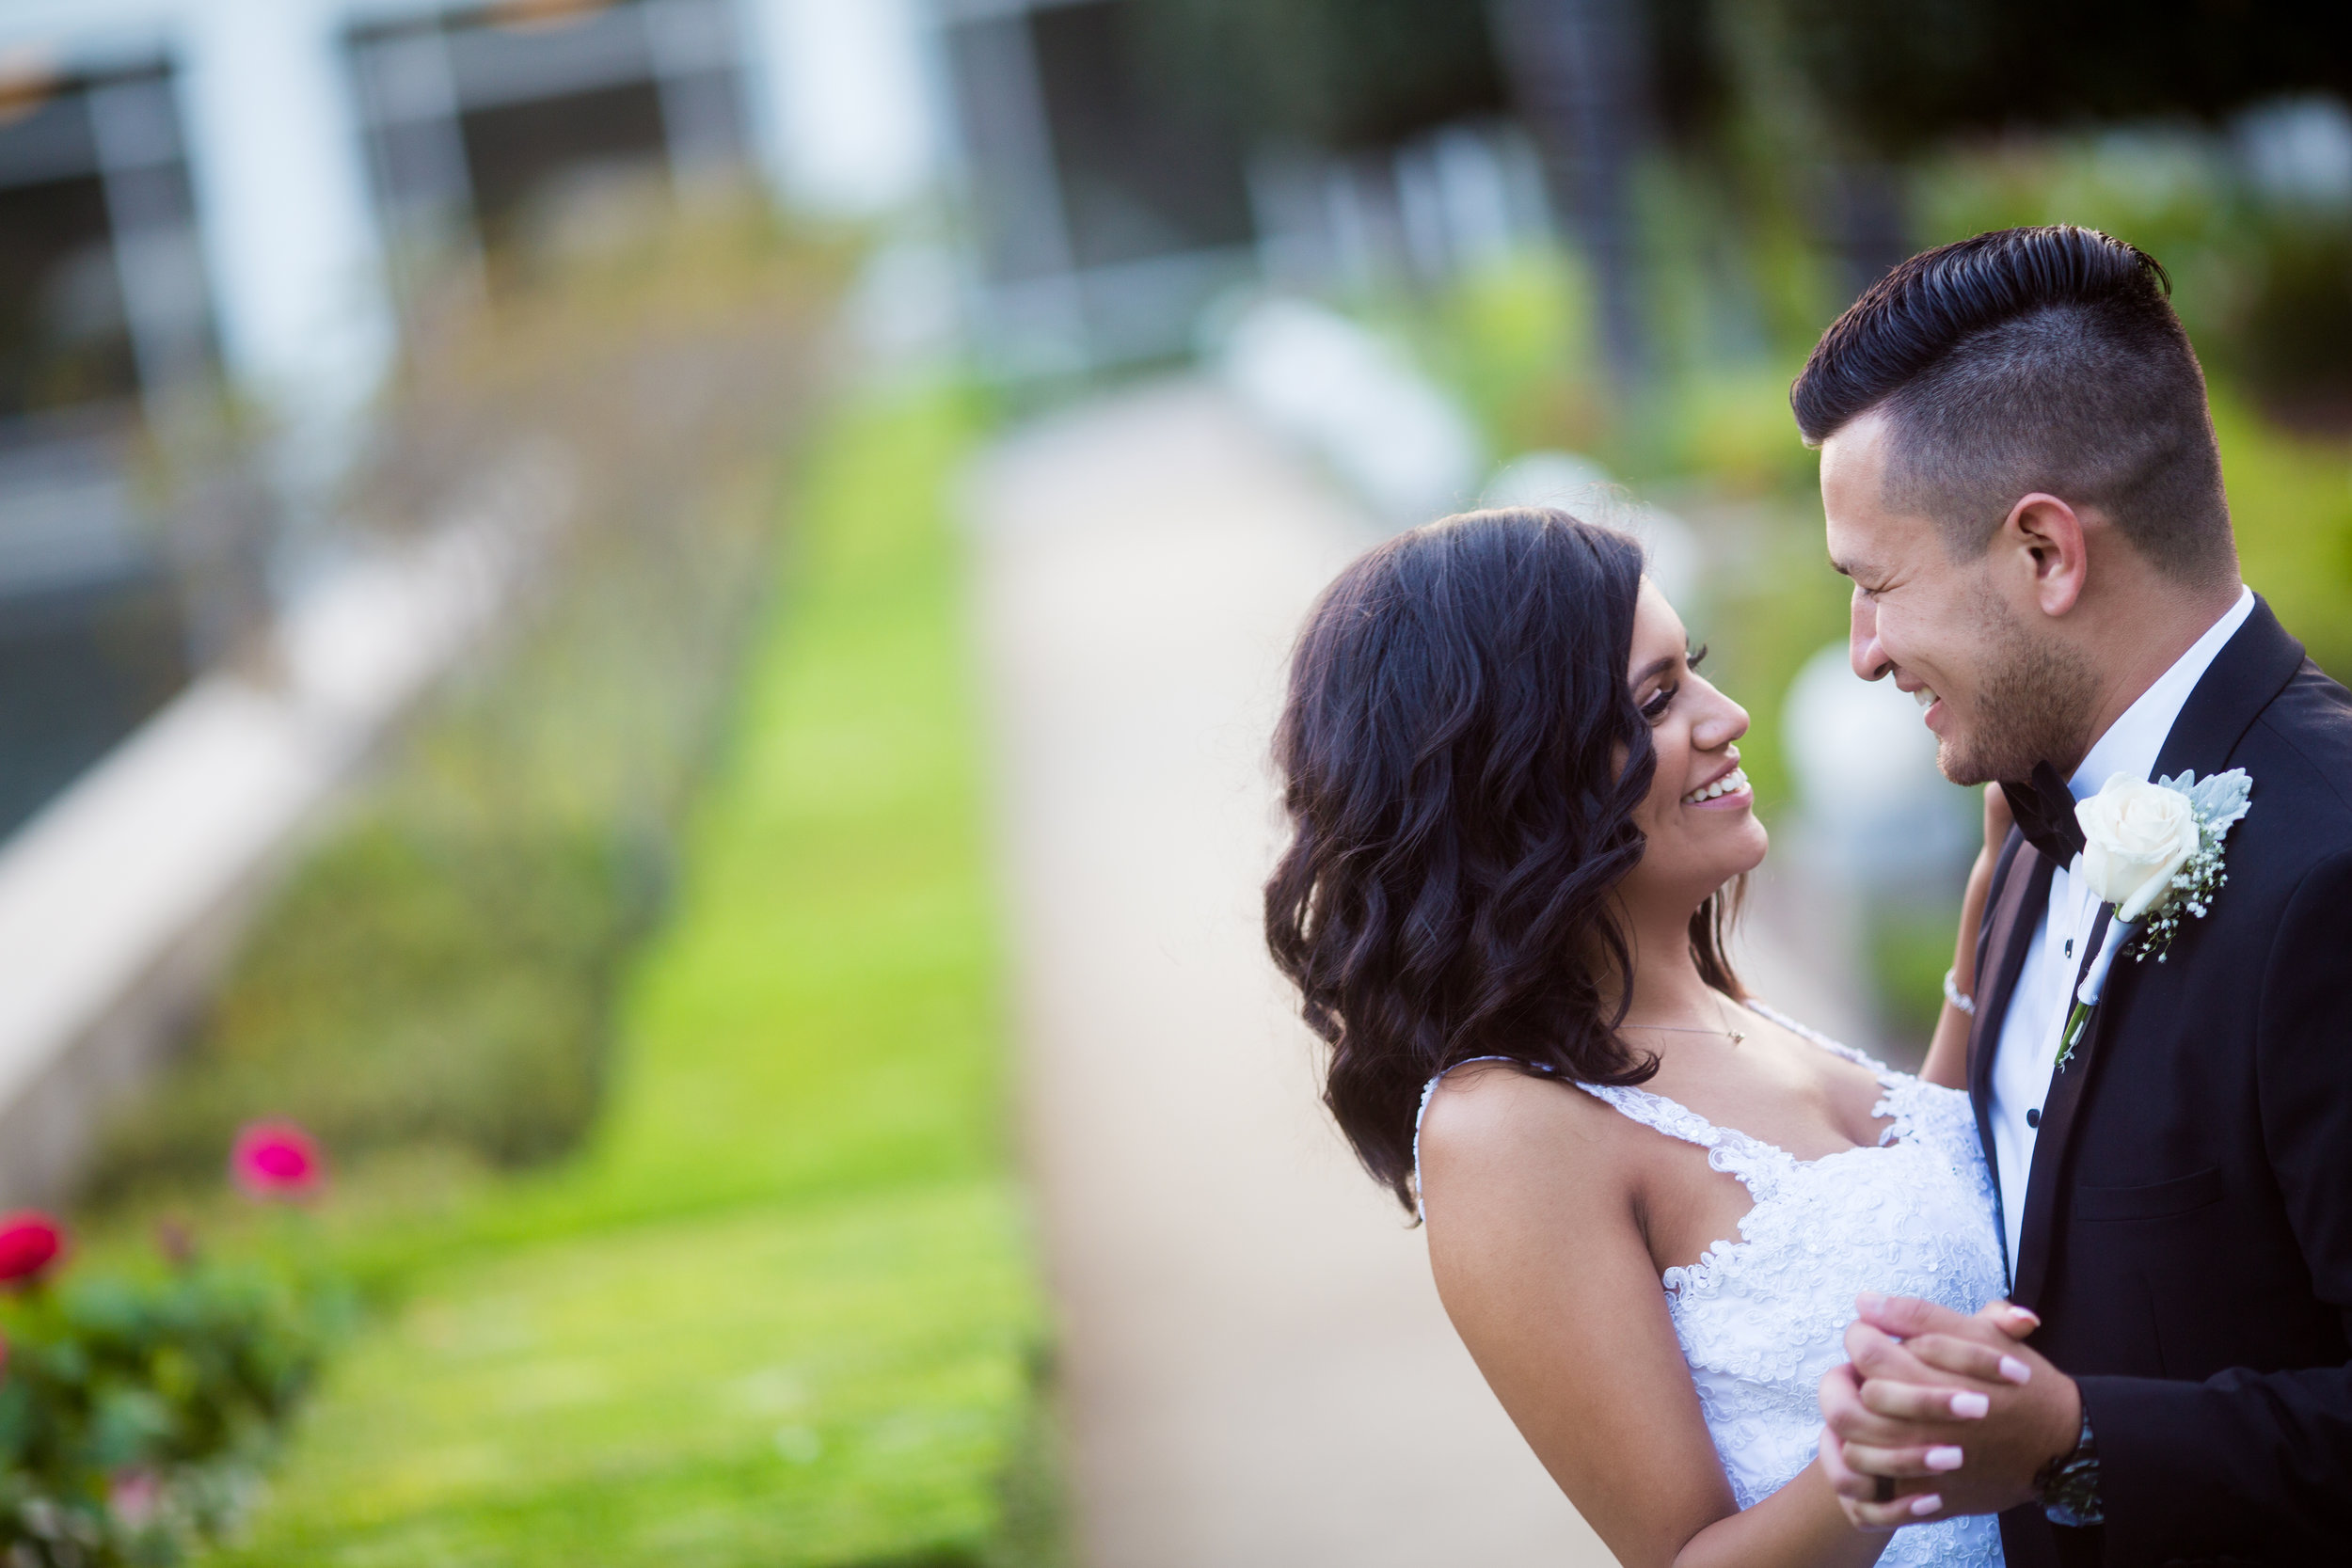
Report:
90,823,645,1192
86,200,841,1204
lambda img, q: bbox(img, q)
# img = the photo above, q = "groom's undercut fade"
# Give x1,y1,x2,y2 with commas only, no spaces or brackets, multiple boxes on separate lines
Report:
1791,225,2233,578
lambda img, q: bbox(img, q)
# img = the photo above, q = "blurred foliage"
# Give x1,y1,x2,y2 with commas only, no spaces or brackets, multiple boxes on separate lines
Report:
1400,251,1598,455
1139,0,1736,152
1778,0,2352,156
86,199,841,1202
1864,902,1962,1051
1137,0,1504,151
0,1262,336,1567
2236,215,2352,412
2210,392,2352,684
196,387,1056,1568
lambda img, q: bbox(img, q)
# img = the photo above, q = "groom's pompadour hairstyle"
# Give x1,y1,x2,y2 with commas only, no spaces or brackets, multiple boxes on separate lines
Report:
1791,226,2232,578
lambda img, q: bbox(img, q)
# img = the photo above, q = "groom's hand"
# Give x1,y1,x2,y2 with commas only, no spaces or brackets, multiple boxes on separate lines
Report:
1819,1294,2080,1528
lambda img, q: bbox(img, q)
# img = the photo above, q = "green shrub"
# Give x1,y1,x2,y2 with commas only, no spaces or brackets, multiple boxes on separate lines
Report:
0,1261,335,1566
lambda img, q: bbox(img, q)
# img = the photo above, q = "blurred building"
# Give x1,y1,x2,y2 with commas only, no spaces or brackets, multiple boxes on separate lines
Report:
0,0,938,833
0,0,1543,832
937,0,1548,378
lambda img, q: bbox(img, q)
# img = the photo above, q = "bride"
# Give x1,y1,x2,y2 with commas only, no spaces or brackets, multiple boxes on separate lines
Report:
1264,508,2025,1567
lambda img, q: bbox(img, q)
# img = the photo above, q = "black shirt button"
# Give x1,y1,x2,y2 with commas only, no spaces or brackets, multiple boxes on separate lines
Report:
2026,1107,2042,1129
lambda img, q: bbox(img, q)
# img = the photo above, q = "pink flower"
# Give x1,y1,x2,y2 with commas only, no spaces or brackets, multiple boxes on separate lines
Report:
109,1469,161,1530
0,1212,63,1288
230,1122,325,1201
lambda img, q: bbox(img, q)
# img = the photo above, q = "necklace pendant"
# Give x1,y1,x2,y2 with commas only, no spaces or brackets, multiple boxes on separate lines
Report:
1728,1031,1745,1046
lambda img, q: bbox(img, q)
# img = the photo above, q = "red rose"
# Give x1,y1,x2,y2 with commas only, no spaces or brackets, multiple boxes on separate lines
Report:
0,1212,64,1288
230,1122,325,1200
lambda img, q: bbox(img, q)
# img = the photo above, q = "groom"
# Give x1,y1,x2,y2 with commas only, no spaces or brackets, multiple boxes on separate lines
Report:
1795,227,2352,1564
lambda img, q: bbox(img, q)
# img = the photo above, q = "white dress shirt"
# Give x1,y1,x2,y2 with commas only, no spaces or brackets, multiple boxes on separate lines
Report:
1988,586,2255,1275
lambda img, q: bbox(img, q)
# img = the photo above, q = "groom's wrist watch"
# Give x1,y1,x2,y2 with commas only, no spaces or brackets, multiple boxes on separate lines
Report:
2034,1407,2105,1528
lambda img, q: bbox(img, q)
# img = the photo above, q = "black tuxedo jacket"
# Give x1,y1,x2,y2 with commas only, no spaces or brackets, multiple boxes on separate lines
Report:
1966,599,2352,1567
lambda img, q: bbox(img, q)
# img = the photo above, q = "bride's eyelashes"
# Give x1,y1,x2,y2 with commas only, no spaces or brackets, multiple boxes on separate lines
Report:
1638,645,1709,724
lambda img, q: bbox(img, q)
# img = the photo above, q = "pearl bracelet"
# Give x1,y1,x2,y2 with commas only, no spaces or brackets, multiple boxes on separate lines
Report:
1943,968,1976,1017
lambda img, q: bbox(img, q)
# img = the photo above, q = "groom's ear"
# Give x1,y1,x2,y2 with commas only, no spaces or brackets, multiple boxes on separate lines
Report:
1999,493,2087,619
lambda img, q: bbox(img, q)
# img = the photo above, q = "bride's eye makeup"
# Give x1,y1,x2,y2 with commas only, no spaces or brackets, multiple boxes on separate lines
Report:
1638,645,1707,722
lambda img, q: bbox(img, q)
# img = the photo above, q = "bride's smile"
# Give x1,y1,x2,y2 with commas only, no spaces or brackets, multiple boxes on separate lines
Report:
1619,578,1770,917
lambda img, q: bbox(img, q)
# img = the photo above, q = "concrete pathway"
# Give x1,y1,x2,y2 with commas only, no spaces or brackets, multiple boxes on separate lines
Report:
970,381,1612,1568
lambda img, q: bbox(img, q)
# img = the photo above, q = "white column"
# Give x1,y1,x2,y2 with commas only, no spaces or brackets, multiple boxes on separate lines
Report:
180,0,392,460
736,0,939,216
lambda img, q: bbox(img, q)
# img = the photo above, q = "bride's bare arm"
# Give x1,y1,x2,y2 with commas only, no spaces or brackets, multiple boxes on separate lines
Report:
1417,1068,1888,1568
1920,784,2013,1089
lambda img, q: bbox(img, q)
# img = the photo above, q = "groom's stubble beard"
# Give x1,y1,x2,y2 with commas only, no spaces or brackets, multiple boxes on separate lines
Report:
1934,591,2100,787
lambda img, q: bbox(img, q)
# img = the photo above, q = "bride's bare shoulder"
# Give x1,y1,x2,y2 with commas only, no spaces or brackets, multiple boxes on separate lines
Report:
1416,1061,1644,1216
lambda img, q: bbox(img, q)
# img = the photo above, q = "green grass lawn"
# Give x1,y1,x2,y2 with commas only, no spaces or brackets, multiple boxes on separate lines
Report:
199,388,1057,1568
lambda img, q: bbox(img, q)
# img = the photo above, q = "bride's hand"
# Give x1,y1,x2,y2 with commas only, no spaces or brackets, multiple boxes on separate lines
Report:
1820,1295,2074,1528
1815,1298,2042,1529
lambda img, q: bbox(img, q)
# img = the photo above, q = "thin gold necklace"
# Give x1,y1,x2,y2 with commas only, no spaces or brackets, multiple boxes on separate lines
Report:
1620,992,1747,1046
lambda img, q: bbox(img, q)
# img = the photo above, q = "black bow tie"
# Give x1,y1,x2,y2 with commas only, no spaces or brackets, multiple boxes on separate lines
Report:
2002,760,2087,865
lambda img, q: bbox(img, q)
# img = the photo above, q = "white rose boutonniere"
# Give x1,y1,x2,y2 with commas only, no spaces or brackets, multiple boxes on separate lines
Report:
2057,768,2252,1067
2077,778,2202,922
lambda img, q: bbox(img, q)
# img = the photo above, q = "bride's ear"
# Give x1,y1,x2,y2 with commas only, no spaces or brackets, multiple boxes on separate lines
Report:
2002,493,2087,618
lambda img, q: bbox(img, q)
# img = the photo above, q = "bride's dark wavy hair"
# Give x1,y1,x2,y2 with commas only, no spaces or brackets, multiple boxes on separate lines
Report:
1265,508,1743,1212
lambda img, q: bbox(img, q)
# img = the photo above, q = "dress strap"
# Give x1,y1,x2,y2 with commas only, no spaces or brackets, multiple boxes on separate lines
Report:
1566,1081,1791,1196
1567,1081,1732,1149
1743,998,1899,1084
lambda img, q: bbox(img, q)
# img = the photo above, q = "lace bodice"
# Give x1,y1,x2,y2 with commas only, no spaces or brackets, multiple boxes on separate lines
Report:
1417,1003,2008,1567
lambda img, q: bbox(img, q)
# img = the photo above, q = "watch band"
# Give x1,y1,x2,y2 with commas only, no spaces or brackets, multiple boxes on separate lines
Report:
2035,1405,2104,1528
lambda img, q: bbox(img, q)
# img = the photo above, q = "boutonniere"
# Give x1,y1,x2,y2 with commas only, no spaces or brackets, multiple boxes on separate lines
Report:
2057,768,2253,1067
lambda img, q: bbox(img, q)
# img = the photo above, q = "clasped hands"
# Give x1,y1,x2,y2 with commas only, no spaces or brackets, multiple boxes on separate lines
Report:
1816,1292,2085,1530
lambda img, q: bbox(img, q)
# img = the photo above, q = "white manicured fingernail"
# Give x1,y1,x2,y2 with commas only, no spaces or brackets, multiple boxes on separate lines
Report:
1950,1392,1990,1418
1926,1446,1964,1471
1912,1494,1942,1517
2006,1305,2041,1328
1998,1355,2032,1385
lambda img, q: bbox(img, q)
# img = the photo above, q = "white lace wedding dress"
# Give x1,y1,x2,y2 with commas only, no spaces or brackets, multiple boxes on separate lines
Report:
1418,1003,2008,1567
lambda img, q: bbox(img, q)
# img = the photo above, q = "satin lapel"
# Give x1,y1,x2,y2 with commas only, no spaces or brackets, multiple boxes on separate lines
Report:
1967,830,2052,1264
2009,596,2308,1308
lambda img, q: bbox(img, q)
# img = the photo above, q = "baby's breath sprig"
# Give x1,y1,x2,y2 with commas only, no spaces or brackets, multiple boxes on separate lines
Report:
2128,768,2250,964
